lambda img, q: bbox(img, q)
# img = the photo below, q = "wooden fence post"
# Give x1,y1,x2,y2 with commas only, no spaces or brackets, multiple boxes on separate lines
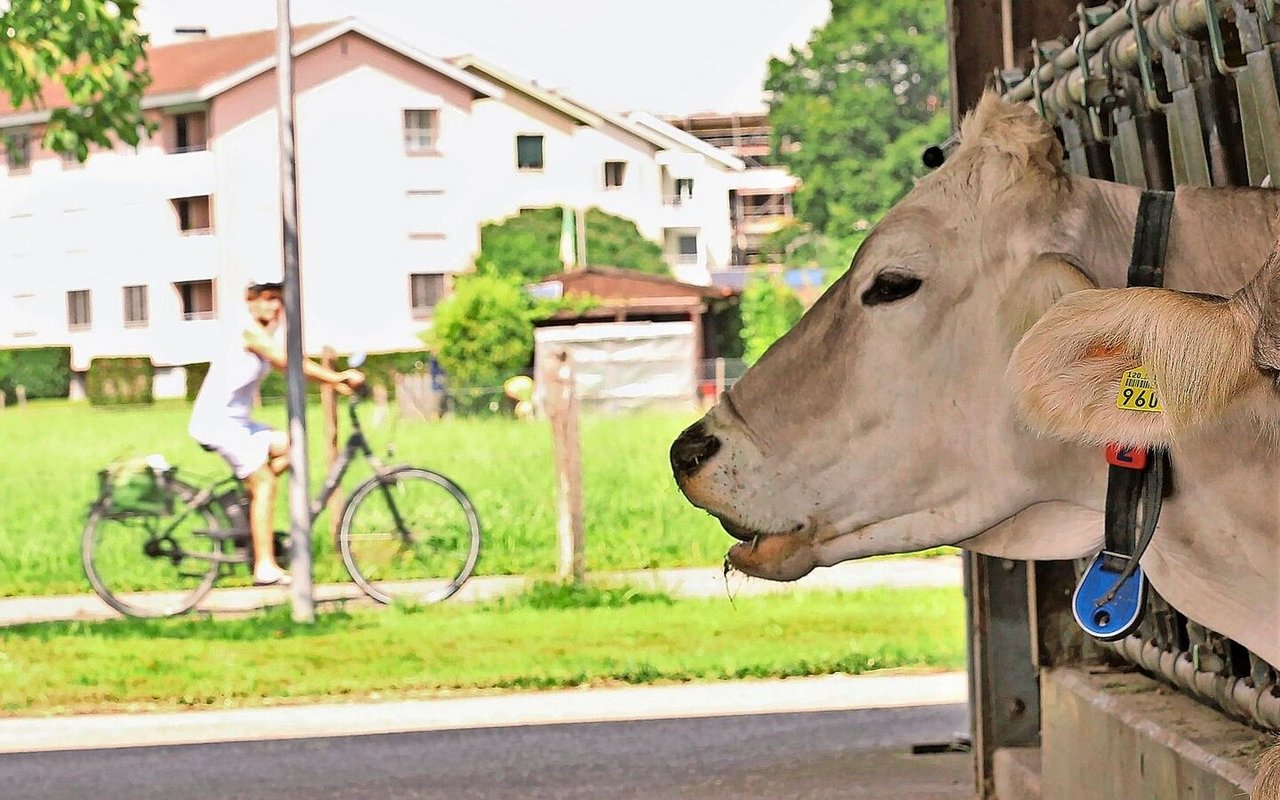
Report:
321,347,342,546
714,357,726,399
15,385,26,408
541,350,584,584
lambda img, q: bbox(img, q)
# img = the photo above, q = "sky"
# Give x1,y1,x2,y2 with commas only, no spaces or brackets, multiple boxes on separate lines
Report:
137,0,831,117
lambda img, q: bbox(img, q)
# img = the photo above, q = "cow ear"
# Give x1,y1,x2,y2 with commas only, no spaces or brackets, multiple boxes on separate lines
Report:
999,253,1094,348
1008,287,1256,448
1237,249,1280,372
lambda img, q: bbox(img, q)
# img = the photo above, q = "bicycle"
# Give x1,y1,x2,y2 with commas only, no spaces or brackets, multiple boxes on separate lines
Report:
81,387,482,618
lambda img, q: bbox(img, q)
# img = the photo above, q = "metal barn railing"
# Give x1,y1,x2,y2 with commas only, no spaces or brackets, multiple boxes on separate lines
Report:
997,0,1280,734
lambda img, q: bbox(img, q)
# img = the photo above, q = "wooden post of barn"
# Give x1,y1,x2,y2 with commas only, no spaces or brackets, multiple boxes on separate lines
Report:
321,347,342,546
542,349,584,584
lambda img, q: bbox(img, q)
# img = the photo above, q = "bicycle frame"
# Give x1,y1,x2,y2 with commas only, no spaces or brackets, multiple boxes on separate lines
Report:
307,396,395,524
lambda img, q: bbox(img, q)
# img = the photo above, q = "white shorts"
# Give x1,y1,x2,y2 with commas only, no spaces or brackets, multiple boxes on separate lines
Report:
191,419,275,479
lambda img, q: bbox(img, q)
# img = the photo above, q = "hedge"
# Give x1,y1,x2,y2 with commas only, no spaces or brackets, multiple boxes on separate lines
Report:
258,350,430,403
0,346,72,402
184,362,211,402
87,357,154,406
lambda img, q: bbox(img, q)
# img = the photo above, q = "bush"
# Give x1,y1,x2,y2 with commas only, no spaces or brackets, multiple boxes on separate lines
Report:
184,362,210,402
363,350,432,394
87,357,154,406
428,275,535,392
741,274,805,364
0,347,72,402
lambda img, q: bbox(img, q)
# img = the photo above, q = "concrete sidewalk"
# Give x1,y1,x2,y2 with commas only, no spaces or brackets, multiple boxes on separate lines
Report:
0,671,969,754
0,555,962,627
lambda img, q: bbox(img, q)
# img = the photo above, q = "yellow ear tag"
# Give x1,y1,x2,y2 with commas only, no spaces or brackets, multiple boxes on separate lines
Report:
1116,366,1161,412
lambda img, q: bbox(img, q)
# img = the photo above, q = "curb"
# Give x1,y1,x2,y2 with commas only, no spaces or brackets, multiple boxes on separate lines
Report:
0,671,969,754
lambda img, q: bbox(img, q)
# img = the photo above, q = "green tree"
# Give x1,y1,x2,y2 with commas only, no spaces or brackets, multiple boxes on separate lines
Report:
0,1,153,159
427,275,536,389
765,0,948,245
740,275,805,365
478,207,667,284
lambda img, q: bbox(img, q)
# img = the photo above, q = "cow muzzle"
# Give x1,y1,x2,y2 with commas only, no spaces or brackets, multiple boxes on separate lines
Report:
670,419,720,481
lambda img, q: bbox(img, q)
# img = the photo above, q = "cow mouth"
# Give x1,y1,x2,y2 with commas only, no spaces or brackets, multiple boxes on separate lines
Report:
716,514,761,542
724,530,818,582
713,513,806,542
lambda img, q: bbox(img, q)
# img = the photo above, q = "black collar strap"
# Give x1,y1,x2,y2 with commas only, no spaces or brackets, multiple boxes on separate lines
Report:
1127,190,1175,288
1074,190,1175,640
1104,189,1174,574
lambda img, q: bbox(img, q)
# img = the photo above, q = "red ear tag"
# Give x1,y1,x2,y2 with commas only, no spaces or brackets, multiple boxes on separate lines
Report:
1105,442,1148,470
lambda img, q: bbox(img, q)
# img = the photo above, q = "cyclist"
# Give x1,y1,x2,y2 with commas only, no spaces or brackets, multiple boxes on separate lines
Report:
188,277,365,586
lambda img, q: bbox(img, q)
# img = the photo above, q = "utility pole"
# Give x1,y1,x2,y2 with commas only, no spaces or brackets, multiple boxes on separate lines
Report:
275,0,314,623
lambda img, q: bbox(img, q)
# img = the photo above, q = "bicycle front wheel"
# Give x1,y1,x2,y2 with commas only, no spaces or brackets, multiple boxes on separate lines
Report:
339,467,481,605
82,501,222,618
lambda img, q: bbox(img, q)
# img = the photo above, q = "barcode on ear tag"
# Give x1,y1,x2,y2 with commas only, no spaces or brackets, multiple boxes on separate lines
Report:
1116,367,1161,412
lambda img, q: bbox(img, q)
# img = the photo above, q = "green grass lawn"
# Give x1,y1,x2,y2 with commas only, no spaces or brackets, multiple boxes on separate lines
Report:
0,585,965,716
0,400,735,596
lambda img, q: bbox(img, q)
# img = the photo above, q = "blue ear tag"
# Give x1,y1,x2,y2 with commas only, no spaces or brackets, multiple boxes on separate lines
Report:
1072,552,1147,641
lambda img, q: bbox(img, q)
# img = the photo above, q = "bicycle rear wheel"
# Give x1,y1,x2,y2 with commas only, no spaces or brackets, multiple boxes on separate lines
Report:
339,467,481,605
82,495,222,618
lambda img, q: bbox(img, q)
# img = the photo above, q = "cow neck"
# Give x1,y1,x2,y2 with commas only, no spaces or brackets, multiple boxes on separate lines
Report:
1080,178,1280,294
1071,178,1152,289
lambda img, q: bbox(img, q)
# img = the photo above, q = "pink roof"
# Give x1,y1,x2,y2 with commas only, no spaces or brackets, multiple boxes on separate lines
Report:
0,23,340,116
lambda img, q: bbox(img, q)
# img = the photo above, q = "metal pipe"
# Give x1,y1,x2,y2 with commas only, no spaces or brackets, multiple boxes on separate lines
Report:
1107,637,1280,730
1004,0,1229,117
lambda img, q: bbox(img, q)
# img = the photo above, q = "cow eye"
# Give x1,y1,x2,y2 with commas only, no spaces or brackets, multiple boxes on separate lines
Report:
861,272,922,306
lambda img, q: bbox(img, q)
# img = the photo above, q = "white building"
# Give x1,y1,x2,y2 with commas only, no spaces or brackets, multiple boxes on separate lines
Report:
0,20,743,394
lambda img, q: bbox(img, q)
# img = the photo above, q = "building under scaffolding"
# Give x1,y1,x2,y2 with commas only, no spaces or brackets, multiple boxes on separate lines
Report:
667,112,800,265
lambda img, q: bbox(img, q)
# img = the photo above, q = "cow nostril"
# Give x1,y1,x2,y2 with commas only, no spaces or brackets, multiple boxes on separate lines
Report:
670,420,721,480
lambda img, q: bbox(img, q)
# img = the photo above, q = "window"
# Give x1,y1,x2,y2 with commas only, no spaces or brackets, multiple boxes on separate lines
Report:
403,109,439,154
123,285,148,327
409,273,446,318
676,235,699,264
604,161,626,188
516,135,544,170
175,280,215,320
172,111,208,153
5,130,31,173
674,178,695,204
171,196,212,234
67,289,92,330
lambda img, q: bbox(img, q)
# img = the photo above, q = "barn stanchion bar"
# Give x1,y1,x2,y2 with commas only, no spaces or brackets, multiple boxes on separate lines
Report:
944,0,1280,796
1000,0,1280,738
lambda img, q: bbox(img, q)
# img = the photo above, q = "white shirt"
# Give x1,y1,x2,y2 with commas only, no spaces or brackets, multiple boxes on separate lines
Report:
188,317,278,438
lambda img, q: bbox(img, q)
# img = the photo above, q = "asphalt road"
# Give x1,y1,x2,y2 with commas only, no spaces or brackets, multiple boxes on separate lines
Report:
1,704,972,800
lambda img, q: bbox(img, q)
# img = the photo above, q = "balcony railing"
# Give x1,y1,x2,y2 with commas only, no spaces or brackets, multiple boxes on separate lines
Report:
662,193,695,207
737,202,792,218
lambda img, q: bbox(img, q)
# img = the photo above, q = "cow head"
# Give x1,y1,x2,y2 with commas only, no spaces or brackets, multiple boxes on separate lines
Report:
1010,243,1280,449
671,94,1102,580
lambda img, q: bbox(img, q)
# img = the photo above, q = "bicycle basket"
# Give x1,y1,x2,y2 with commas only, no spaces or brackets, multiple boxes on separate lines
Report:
100,456,174,516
